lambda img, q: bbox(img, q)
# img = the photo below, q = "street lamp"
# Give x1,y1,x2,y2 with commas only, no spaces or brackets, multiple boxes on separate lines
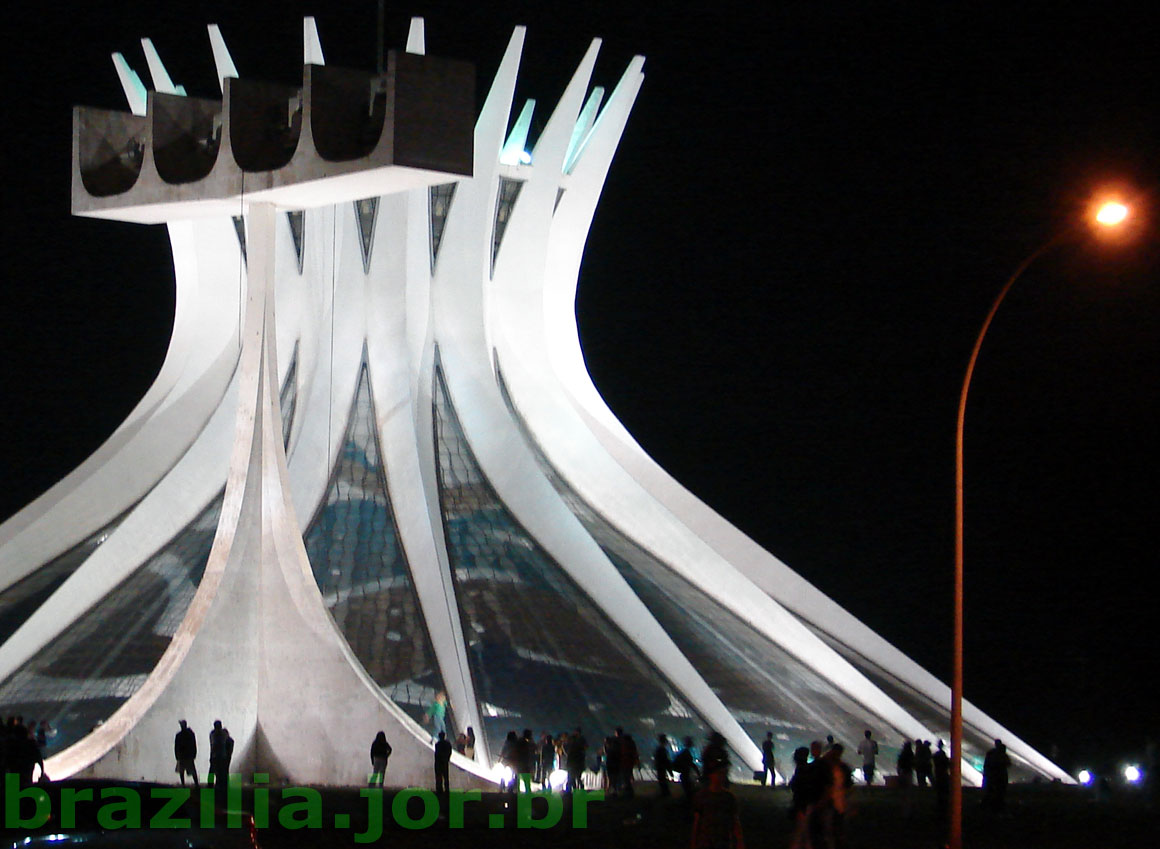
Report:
948,198,1130,849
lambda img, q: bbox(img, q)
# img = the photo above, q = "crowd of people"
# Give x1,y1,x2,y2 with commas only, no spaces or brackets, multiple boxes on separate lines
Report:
473,724,1015,849
493,727,592,793
484,726,739,800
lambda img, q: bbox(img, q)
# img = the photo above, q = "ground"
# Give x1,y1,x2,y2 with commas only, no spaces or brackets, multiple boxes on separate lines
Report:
5,779,1156,848
299,782,1156,848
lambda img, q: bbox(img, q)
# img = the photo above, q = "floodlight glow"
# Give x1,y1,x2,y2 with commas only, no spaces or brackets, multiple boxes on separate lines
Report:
1077,769,1093,785
1123,764,1142,783
548,768,569,790
492,762,515,784
499,149,533,166
1095,201,1128,226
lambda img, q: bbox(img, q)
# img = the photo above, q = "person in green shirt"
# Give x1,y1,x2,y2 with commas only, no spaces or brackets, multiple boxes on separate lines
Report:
425,691,448,740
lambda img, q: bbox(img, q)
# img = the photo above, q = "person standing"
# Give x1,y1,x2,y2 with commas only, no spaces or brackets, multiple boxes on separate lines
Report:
787,746,815,849
761,732,776,786
932,739,950,815
915,739,933,788
621,732,640,798
896,740,914,788
9,725,45,788
605,731,622,796
856,730,878,785
369,731,392,786
691,768,746,849
674,737,701,804
434,731,452,795
174,720,198,787
566,728,587,793
208,720,233,790
425,692,448,740
539,732,556,786
701,732,730,781
500,730,519,793
655,734,673,797
982,739,1010,811
808,744,853,849
517,728,535,793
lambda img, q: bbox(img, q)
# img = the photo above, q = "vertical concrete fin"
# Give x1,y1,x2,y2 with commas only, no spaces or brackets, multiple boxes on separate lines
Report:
140,38,183,96
565,55,645,182
406,17,425,55
563,86,604,174
111,52,148,117
303,16,325,66
529,38,600,173
476,27,526,168
499,99,535,165
207,24,239,95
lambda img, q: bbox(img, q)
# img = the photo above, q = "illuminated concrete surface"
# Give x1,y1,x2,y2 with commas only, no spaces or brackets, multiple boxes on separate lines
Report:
0,15,1070,788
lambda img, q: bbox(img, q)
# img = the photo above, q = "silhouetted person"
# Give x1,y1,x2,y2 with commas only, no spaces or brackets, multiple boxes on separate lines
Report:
655,734,673,797
809,744,853,849
7,725,45,788
517,728,535,792
915,738,932,787
208,720,233,791
174,719,198,787
896,740,914,788
605,730,622,795
674,737,701,804
539,733,556,786
691,768,746,849
932,739,950,815
788,746,814,846
856,730,878,785
369,731,392,786
701,731,729,782
464,726,476,759
500,730,519,793
982,739,1010,811
761,732,776,786
566,727,587,793
434,731,452,795
621,731,640,798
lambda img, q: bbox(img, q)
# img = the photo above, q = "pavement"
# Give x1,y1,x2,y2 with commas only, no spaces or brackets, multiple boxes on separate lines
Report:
5,778,1156,848
253,780,1157,848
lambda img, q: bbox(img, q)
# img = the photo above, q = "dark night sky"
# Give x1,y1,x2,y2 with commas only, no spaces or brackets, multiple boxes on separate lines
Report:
3,1,1157,775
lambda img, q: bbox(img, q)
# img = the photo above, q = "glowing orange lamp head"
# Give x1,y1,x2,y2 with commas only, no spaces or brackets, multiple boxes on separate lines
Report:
1095,201,1129,227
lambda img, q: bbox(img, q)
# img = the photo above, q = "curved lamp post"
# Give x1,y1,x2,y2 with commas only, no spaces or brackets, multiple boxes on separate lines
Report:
948,199,1131,849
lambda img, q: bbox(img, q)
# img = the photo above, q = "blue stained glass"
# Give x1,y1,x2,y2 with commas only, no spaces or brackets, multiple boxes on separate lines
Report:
433,363,706,759
0,495,223,756
303,359,445,726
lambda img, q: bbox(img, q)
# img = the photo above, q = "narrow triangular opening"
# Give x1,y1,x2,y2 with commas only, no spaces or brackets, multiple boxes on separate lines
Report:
285,211,305,274
490,178,524,277
353,198,379,273
279,343,299,451
428,183,457,272
232,215,247,264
